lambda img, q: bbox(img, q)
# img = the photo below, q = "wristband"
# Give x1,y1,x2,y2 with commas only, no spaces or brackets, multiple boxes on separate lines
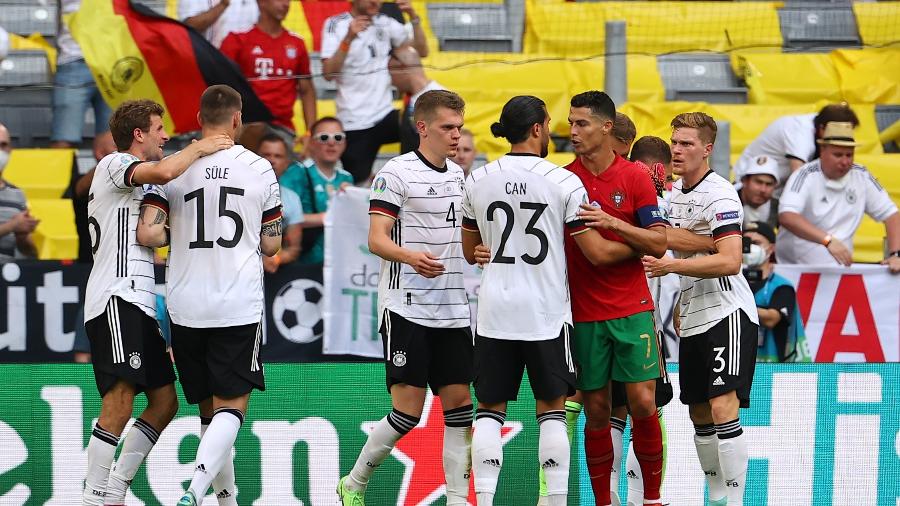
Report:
822,234,833,247
338,40,351,53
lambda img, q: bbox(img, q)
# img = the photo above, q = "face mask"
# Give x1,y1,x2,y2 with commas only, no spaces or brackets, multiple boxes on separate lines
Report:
742,243,768,268
825,174,848,191
0,150,8,173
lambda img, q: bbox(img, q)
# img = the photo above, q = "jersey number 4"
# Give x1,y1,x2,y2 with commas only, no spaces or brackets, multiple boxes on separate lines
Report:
184,186,245,249
486,201,549,265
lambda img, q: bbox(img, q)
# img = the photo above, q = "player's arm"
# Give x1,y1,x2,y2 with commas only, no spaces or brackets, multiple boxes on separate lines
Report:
461,226,482,265
397,0,428,57
182,0,228,32
260,205,284,257
297,78,317,134
643,235,742,279
279,222,302,264
666,227,715,254
137,200,169,248
572,228,635,266
369,213,444,277
130,134,233,185
579,203,667,258
787,157,805,173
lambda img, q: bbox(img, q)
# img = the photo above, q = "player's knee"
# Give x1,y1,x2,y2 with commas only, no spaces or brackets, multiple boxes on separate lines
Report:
626,384,657,418
583,395,611,427
708,393,739,424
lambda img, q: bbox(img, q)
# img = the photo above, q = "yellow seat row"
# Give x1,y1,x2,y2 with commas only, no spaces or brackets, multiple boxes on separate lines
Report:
852,154,900,263
4,149,75,200
26,199,79,260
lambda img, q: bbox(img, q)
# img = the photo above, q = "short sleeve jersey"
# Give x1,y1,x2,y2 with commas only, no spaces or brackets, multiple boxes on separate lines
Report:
84,152,157,321
142,146,282,328
461,154,589,341
0,182,27,260
291,161,354,264
776,161,898,264
368,151,470,329
321,13,407,131
733,114,816,197
220,27,311,132
564,156,668,323
667,170,759,336
178,0,258,48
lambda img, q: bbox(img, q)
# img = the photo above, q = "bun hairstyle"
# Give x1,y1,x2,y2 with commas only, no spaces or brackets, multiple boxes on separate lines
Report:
490,95,547,144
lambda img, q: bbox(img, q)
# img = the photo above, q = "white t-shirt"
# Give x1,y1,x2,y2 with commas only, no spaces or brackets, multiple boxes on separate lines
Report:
462,154,589,341
57,0,83,65
368,151,470,328
733,114,816,197
178,0,259,48
84,152,157,322
143,145,282,328
776,160,898,265
667,171,759,337
321,12,407,131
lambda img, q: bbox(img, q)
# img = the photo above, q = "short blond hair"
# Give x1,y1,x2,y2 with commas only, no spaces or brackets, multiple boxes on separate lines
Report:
671,112,717,145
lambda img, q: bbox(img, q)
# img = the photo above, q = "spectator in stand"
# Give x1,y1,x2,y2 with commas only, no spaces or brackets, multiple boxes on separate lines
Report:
733,104,859,197
256,133,305,273
220,0,316,148
321,0,429,183
51,1,113,149
0,26,8,62
611,112,637,158
280,117,353,265
777,122,900,273
180,0,258,48
0,123,39,261
389,46,445,154
737,155,780,229
742,221,809,363
451,129,477,177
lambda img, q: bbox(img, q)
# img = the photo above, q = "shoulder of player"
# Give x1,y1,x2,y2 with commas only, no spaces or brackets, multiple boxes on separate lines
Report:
283,30,309,46
784,160,822,193
227,145,273,173
325,12,352,32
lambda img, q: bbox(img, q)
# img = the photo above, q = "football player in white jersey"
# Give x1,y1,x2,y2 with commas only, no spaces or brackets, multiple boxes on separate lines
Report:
461,96,634,506
642,113,760,506
337,90,473,506
82,99,232,505
137,85,283,506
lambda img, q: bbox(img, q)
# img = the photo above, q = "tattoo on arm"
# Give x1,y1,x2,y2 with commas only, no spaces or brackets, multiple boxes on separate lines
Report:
140,206,168,226
262,217,283,237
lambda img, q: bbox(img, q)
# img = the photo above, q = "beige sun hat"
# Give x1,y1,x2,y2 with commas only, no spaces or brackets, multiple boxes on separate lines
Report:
816,121,858,147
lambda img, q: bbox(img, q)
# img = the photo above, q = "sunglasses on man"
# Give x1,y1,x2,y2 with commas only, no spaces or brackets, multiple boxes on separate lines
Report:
314,132,346,143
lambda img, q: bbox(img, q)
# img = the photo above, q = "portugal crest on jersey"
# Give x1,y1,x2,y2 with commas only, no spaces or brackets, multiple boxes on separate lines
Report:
611,190,625,208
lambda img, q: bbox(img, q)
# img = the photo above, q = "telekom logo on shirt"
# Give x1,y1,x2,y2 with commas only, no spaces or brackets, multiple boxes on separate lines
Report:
254,58,274,78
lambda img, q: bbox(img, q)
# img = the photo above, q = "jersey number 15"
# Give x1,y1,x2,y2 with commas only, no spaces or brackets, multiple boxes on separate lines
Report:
184,186,245,249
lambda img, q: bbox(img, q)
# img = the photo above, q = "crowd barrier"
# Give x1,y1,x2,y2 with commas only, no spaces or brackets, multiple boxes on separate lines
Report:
0,363,898,504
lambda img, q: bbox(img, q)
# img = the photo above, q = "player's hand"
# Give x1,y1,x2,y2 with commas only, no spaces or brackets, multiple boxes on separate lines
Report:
397,0,417,18
338,181,352,193
10,211,39,234
347,16,371,39
218,0,230,8
826,238,853,267
474,244,491,266
191,134,234,157
672,306,681,337
263,255,280,273
407,251,444,278
882,255,900,274
642,254,676,278
579,203,620,231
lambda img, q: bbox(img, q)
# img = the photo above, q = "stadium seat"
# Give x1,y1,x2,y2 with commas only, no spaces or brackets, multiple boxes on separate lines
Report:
831,48,900,105
27,198,79,260
0,2,59,38
427,3,520,52
657,53,747,104
851,154,900,263
734,52,842,105
876,105,900,152
852,2,900,48
0,49,52,88
777,4,861,51
3,149,75,200
0,49,54,146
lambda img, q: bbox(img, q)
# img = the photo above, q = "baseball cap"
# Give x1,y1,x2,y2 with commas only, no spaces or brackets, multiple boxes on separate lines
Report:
741,155,780,185
744,221,776,244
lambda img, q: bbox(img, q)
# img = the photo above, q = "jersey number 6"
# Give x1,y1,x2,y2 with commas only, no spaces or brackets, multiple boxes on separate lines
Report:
184,186,245,249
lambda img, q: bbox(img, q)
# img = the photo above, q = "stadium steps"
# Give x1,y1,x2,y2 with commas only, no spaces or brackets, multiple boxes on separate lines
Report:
0,1,58,38
657,53,747,104
427,2,521,52
778,3,861,51
0,49,54,146
28,198,79,260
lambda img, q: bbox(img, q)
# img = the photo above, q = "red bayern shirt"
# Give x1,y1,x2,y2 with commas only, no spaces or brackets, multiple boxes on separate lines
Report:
564,155,668,322
220,26,311,132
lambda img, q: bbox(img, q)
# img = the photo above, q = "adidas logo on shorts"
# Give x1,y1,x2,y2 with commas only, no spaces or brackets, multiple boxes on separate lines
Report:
713,376,725,386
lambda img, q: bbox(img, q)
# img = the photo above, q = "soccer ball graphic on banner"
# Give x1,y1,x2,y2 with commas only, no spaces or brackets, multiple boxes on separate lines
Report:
272,279,324,343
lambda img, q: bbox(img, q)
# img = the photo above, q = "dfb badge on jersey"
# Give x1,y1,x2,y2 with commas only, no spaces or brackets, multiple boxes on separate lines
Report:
392,351,407,367
611,190,625,208
846,188,857,204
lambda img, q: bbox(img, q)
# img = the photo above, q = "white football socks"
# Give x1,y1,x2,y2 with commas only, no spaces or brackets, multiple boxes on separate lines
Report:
104,418,158,504
186,409,243,500
472,408,505,505
84,424,119,506
716,419,748,506
347,409,419,492
201,416,239,506
693,423,727,503
443,405,473,505
538,410,569,506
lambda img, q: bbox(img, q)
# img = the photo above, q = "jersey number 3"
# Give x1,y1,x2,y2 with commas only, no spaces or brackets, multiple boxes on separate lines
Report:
184,186,245,249
486,201,549,265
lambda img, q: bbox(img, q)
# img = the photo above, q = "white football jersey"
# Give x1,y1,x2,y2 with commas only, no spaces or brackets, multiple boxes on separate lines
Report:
462,154,589,341
776,160,897,264
143,145,281,328
84,152,157,322
369,151,471,329
732,113,816,197
667,171,759,337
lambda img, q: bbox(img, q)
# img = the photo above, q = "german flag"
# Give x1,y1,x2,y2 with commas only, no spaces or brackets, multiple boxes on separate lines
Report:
69,0,272,134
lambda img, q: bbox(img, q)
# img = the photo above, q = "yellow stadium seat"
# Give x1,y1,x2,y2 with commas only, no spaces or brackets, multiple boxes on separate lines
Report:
735,53,842,105
832,48,900,105
849,154,900,263
524,1,782,57
545,152,575,167
27,199,79,260
4,149,75,200
852,3,900,48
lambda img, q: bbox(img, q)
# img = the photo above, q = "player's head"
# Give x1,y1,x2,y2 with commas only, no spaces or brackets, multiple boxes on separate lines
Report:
352,0,381,17
198,85,243,136
414,90,465,158
631,135,672,196
389,46,425,95
109,99,168,161
670,112,716,176
816,121,857,180
257,0,290,23
451,128,477,175
309,116,346,167
257,133,291,177
814,104,858,140
611,112,636,157
568,90,615,156
491,95,551,158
